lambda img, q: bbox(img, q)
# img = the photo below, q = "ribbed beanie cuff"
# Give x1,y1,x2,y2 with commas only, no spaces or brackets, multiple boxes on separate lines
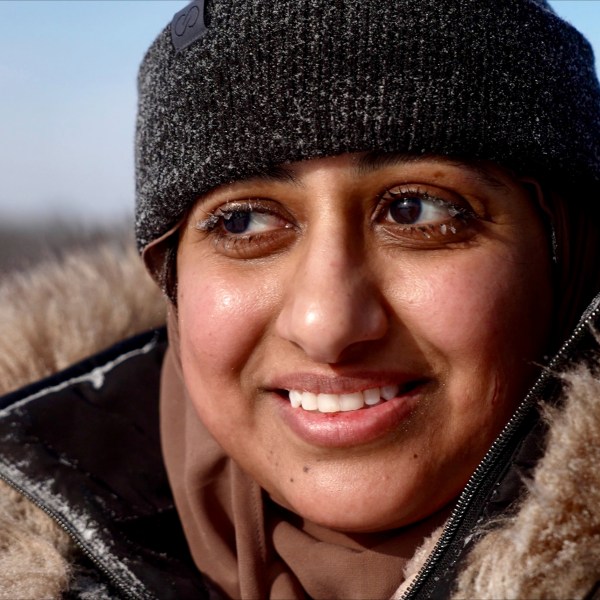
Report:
135,0,600,250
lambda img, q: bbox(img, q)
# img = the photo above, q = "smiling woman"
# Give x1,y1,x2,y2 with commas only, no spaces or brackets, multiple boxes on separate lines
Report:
174,154,552,538
1,0,600,599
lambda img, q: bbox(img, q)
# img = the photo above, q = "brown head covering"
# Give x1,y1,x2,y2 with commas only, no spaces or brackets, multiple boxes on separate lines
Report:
160,309,451,599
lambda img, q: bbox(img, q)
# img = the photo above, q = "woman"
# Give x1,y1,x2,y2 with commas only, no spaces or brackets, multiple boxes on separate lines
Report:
1,0,600,598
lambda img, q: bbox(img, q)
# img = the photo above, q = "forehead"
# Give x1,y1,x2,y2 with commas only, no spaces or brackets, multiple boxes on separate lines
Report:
211,152,512,194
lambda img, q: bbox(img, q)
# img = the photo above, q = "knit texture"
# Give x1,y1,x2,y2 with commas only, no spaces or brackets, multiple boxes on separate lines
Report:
135,0,600,250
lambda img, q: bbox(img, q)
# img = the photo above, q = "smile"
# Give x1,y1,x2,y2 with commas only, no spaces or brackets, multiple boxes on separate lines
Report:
275,379,426,447
287,384,401,413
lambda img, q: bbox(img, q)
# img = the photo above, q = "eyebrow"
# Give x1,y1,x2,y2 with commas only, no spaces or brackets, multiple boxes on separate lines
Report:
251,163,302,185
237,151,511,191
356,151,511,191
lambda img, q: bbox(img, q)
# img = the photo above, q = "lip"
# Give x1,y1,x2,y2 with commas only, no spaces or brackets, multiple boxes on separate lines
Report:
267,371,421,395
266,371,427,448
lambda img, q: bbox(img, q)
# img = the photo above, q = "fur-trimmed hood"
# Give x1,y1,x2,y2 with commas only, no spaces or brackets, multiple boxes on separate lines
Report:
0,236,599,599
0,234,165,599
395,359,600,599
452,362,600,599
0,234,164,396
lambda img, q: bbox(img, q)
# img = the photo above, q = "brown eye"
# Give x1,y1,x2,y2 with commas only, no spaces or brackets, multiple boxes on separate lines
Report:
384,192,463,227
220,208,287,234
194,199,296,259
196,203,292,237
375,187,479,243
222,210,252,233
388,197,424,224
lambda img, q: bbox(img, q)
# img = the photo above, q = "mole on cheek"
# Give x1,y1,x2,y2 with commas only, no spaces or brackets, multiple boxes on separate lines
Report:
267,449,278,466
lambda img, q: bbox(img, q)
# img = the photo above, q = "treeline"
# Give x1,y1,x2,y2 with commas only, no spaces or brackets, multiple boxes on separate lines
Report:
0,220,133,274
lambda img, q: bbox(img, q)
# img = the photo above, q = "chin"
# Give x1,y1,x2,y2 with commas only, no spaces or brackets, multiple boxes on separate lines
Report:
269,478,425,533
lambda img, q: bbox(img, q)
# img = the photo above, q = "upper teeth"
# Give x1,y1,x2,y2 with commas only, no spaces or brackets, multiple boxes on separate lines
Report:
288,385,399,413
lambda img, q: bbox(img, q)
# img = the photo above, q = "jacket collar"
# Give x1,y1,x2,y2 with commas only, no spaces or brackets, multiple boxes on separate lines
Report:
0,328,209,600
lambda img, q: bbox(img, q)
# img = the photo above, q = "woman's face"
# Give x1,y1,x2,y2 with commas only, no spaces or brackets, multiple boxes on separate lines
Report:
177,153,552,532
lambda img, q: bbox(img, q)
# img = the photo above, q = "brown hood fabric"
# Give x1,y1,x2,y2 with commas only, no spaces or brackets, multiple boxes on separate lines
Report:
160,310,451,599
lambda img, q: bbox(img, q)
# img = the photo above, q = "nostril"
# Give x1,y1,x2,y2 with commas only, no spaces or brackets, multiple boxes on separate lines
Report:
275,260,389,363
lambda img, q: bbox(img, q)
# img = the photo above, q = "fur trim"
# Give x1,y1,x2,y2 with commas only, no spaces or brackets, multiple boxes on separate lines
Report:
0,234,165,396
0,478,72,599
453,361,600,599
391,526,444,599
0,234,165,598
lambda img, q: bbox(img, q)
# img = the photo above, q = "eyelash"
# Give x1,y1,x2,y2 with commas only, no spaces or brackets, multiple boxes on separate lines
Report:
194,200,294,256
374,186,477,241
193,188,478,256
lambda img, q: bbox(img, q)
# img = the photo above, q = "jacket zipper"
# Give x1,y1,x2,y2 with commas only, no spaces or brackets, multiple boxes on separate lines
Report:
401,304,600,599
0,470,154,600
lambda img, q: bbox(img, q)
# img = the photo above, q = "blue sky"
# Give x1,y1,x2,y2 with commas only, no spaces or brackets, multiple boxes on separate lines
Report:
0,1,599,225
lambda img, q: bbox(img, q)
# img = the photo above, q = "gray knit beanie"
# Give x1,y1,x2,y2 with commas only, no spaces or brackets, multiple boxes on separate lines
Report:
135,0,600,251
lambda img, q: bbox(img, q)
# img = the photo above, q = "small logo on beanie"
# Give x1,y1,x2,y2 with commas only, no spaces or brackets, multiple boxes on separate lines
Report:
171,0,208,52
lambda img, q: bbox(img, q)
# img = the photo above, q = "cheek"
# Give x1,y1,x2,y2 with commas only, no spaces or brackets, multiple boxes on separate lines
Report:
387,243,551,438
392,248,550,361
178,268,276,376
176,266,282,447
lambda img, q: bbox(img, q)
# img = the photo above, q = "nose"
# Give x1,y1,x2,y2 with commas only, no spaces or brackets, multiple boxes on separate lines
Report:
275,235,389,364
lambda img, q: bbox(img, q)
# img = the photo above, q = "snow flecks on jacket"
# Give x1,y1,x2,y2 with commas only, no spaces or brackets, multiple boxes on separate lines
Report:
0,460,148,598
